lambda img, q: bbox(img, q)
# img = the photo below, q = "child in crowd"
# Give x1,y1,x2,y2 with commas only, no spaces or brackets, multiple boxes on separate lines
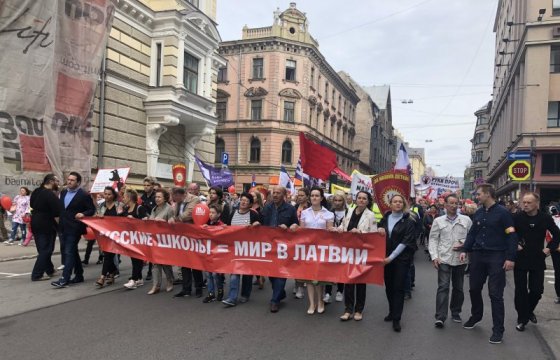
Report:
202,204,225,303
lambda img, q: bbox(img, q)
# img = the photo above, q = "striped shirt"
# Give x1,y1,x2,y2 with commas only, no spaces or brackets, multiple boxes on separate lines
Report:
231,210,251,226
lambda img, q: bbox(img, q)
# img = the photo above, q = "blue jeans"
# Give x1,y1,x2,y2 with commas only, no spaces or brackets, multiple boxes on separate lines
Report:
226,274,240,302
10,222,26,241
468,251,506,335
31,232,55,280
206,272,224,294
61,232,83,282
269,277,287,304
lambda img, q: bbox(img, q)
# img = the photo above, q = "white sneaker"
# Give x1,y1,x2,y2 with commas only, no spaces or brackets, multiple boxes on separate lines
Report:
135,279,144,287
124,279,137,289
323,293,331,303
295,286,304,299
335,291,344,302
57,265,65,270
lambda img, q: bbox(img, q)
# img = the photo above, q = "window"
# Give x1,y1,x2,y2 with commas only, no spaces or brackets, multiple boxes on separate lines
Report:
551,46,560,73
542,153,560,174
250,138,261,163
548,102,560,127
474,170,483,181
218,66,228,82
473,132,485,144
155,43,162,86
285,60,296,81
324,82,329,101
332,89,335,104
216,100,227,122
251,100,262,120
183,52,199,93
554,0,560,16
310,67,315,87
284,101,295,122
252,58,263,79
474,151,483,162
215,138,225,163
281,140,292,164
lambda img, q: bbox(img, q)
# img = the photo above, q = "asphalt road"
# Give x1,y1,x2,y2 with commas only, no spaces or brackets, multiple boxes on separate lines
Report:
0,251,556,360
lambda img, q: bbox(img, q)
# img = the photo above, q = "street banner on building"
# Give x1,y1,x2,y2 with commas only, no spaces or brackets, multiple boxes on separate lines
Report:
350,170,374,199
0,0,115,195
90,167,130,194
372,170,411,214
195,156,233,187
82,217,386,285
415,175,460,199
172,164,187,187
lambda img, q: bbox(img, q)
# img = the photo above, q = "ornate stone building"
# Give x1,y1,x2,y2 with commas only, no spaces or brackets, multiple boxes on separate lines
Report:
215,3,360,190
92,0,224,186
469,101,491,189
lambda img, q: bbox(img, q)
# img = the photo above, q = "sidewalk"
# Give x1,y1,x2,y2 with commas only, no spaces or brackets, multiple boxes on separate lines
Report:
0,238,95,262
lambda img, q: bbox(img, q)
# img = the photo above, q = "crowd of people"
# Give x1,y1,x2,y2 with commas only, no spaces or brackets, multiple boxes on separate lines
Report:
1,173,559,345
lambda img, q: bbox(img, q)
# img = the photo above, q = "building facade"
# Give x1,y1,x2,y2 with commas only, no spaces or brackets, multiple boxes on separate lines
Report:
92,0,224,187
338,72,379,174
216,3,360,190
363,85,396,174
488,0,560,206
470,101,491,187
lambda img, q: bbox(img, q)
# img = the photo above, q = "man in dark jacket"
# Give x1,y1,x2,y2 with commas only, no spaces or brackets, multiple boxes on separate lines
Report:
257,186,298,313
513,192,560,331
51,172,96,288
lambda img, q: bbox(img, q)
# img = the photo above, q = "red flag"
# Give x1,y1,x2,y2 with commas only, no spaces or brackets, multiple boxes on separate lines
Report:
372,170,411,214
299,133,337,180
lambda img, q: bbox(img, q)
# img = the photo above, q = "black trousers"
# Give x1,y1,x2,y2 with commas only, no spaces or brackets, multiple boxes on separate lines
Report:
325,283,344,295
131,257,143,281
514,268,544,324
181,267,203,294
344,283,366,313
552,251,560,298
101,252,116,276
384,259,410,321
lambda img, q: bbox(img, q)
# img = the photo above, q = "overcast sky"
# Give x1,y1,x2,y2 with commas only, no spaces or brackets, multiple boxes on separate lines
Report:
216,0,499,177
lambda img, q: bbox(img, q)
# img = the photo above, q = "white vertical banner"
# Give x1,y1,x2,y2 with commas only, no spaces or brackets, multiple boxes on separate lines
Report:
0,0,115,194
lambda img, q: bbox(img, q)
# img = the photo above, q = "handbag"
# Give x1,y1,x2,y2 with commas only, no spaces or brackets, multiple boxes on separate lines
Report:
22,214,31,224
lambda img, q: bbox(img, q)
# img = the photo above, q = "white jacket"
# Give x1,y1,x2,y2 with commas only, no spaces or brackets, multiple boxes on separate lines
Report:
428,214,472,266
338,207,377,233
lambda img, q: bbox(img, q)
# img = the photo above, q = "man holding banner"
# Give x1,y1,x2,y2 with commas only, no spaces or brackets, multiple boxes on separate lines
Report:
256,186,299,313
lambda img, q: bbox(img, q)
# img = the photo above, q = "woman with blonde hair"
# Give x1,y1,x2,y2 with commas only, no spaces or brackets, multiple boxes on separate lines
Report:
379,194,418,332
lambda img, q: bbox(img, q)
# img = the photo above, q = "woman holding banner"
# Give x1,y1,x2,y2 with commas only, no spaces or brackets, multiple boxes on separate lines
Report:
379,194,418,332
300,187,334,314
121,189,148,290
147,188,175,295
94,186,120,288
336,190,377,321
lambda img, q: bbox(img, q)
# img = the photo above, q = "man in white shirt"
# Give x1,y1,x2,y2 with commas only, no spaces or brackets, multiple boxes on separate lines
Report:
429,194,473,328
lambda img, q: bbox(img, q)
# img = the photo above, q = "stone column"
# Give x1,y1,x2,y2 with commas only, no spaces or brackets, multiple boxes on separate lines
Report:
145,115,180,177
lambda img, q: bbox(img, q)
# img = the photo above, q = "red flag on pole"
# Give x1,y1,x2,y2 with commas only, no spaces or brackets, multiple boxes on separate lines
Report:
299,133,337,180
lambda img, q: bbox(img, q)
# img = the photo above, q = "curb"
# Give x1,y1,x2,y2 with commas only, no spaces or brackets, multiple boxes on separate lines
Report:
0,246,99,263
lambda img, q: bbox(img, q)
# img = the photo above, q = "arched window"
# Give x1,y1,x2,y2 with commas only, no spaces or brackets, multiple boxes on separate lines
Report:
215,138,225,163
281,140,292,164
250,137,261,163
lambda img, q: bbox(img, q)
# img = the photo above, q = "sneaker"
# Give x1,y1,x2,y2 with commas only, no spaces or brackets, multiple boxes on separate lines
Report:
217,289,224,301
203,294,216,303
31,275,51,281
51,279,69,288
452,314,462,323
135,279,144,287
515,323,526,332
123,279,137,289
435,320,444,328
222,299,237,307
57,265,65,270
489,333,503,344
463,317,482,330
4,240,14,245
335,291,344,302
295,287,304,299
81,260,89,265
323,293,331,303
69,276,84,284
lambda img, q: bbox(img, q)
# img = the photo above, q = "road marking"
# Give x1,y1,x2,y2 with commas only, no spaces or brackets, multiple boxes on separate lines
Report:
548,281,555,285
0,272,31,278
545,275,555,279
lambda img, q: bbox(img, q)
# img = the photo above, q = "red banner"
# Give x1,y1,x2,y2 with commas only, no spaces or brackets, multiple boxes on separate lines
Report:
172,164,187,187
81,218,386,285
372,170,411,214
